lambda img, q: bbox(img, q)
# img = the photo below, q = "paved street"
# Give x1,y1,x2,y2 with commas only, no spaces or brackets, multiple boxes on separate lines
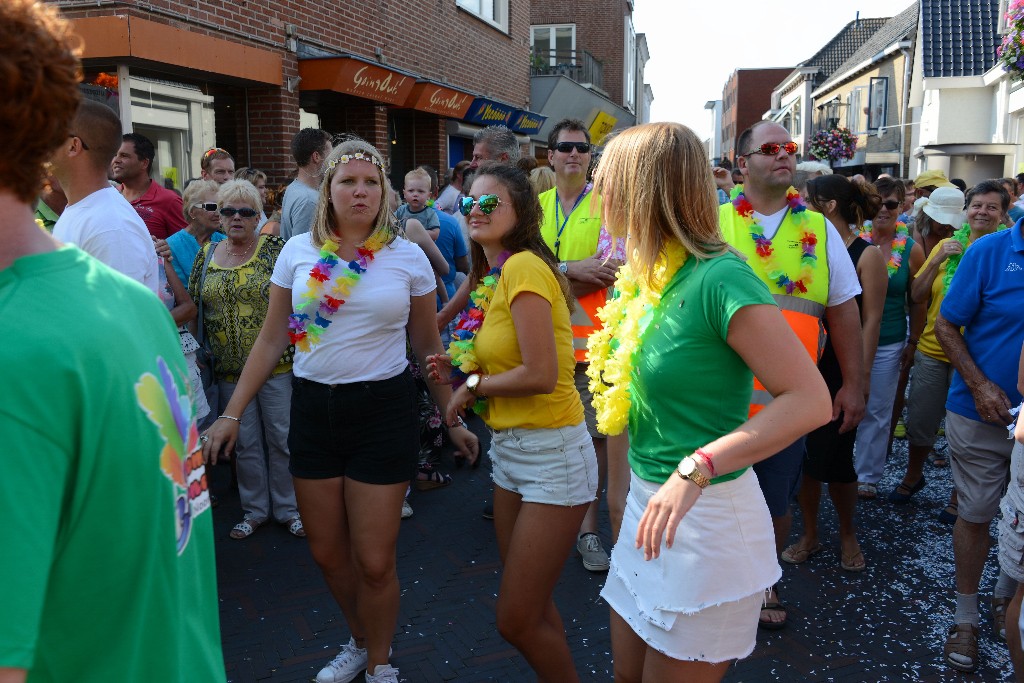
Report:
213,417,1013,682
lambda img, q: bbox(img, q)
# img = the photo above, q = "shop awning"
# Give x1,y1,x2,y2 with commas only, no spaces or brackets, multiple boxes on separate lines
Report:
463,98,518,126
405,82,474,119
299,57,415,106
69,15,281,85
509,110,547,135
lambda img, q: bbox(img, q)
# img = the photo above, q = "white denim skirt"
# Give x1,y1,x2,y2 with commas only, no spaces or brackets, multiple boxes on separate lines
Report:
601,468,780,662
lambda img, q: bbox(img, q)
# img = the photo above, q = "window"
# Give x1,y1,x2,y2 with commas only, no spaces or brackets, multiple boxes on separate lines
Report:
531,24,576,66
847,86,868,134
457,0,508,32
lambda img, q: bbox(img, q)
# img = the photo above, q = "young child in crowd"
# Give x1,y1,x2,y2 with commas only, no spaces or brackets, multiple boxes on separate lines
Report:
397,168,440,240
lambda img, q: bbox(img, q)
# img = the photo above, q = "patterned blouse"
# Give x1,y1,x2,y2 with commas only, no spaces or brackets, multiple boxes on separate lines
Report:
188,235,293,383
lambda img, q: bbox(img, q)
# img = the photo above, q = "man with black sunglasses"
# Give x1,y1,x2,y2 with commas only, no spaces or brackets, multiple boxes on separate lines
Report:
720,120,864,630
51,99,159,294
538,118,624,573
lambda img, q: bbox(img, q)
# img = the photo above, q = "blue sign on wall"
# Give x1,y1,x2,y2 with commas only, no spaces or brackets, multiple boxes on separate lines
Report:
510,110,547,135
464,98,515,126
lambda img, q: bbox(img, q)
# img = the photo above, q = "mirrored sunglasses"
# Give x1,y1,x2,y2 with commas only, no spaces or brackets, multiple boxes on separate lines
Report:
459,194,501,216
193,202,218,212
219,207,259,218
744,141,798,157
554,141,591,154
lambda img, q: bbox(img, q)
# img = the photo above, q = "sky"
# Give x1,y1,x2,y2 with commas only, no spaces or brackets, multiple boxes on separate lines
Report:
631,1,915,140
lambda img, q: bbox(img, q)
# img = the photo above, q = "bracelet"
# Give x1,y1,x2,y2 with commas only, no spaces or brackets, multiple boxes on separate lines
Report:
217,415,242,423
455,416,466,428
694,447,717,477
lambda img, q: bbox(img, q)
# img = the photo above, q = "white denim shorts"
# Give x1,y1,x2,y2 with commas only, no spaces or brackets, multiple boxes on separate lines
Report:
488,421,597,506
999,440,1024,583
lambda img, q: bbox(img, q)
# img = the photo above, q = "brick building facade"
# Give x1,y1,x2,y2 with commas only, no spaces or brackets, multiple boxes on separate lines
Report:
721,68,793,164
51,0,539,190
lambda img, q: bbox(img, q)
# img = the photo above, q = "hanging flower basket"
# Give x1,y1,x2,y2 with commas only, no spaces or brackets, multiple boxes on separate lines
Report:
809,127,858,162
998,0,1024,80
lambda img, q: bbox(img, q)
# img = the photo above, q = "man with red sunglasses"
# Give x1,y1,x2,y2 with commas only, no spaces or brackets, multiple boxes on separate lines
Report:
719,120,864,630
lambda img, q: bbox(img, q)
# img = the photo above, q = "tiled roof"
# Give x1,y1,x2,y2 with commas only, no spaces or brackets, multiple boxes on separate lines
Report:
921,0,999,77
800,16,891,81
817,3,919,92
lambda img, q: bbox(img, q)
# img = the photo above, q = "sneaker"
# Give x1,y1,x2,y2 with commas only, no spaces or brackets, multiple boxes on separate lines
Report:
316,638,367,683
482,503,494,520
577,532,610,572
365,664,400,683
400,500,413,519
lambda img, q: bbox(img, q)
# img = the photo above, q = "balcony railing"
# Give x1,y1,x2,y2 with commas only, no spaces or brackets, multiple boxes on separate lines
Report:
530,49,604,91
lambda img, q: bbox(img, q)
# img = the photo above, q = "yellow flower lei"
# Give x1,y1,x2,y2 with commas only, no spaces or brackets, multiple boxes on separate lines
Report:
586,241,688,435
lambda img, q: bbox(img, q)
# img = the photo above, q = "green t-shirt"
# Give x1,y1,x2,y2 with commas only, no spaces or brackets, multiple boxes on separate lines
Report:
628,252,775,484
0,248,225,682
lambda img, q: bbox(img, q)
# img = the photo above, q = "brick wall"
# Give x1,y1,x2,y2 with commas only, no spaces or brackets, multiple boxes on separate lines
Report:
721,68,792,163
52,0,532,182
530,0,629,108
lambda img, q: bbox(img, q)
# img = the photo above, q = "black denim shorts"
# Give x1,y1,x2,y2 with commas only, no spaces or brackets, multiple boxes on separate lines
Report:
288,369,419,484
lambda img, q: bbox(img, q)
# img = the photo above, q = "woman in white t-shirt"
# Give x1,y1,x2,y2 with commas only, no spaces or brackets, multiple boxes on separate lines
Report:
202,139,479,683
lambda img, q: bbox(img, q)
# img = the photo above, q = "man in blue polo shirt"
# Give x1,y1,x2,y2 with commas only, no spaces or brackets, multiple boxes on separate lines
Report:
936,219,1024,674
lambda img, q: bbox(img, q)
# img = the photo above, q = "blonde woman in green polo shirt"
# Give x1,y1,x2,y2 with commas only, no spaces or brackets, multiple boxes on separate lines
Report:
588,122,831,681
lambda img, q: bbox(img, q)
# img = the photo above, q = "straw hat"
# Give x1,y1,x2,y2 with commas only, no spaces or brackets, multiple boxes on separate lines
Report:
919,186,965,227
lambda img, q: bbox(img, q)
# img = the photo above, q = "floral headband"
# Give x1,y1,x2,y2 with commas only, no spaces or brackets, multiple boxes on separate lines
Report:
327,151,384,172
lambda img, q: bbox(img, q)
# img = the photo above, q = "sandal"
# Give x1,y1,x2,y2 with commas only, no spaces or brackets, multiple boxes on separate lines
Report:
943,623,978,672
857,483,878,499
229,518,263,539
927,451,948,467
758,585,787,631
888,476,926,505
993,596,1010,640
286,516,306,538
937,504,959,525
781,542,823,564
840,548,867,572
414,463,453,491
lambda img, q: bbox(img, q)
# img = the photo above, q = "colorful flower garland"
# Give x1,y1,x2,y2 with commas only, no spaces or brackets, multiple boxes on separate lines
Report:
859,221,909,278
942,223,1008,294
586,241,688,436
448,251,511,414
288,235,386,352
731,187,817,295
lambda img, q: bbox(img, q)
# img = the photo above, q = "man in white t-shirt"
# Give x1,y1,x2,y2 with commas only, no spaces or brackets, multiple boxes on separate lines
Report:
51,100,158,294
720,120,864,630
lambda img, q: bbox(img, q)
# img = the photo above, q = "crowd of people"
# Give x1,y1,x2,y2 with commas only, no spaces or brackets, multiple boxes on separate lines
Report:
5,2,1024,682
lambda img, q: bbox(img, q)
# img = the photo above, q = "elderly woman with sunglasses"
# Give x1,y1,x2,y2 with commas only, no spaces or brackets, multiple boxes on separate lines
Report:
851,176,925,500
167,179,225,285
188,179,304,540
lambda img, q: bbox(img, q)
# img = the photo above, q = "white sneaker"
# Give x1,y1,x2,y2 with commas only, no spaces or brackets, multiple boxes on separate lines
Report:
315,638,367,683
401,500,413,519
365,664,400,683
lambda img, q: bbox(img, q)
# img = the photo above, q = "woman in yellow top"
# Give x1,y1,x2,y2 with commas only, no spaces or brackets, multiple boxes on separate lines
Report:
430,163,596,682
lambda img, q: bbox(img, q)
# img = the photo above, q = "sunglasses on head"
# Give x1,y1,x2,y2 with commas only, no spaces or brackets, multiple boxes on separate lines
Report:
219,207,259,218
881,200,901,210
744,141,798,157
193,202,218,212
554,141,591,154
459,194,501,216
203,147,229,160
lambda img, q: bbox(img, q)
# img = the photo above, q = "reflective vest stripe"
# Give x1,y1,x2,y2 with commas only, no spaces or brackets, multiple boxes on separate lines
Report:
571,289,606,362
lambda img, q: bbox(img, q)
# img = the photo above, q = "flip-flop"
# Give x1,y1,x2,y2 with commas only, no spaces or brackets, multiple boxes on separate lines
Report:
781,542,824,564
841,548,867,572
229,518,263,539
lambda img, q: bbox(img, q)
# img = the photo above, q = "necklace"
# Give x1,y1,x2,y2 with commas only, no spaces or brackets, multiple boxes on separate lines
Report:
223,237,255,257
943,223,1008,294
586,241,688,436
448,251,511,415
859,222,908,277
287,231,387,352
731,187,816,295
